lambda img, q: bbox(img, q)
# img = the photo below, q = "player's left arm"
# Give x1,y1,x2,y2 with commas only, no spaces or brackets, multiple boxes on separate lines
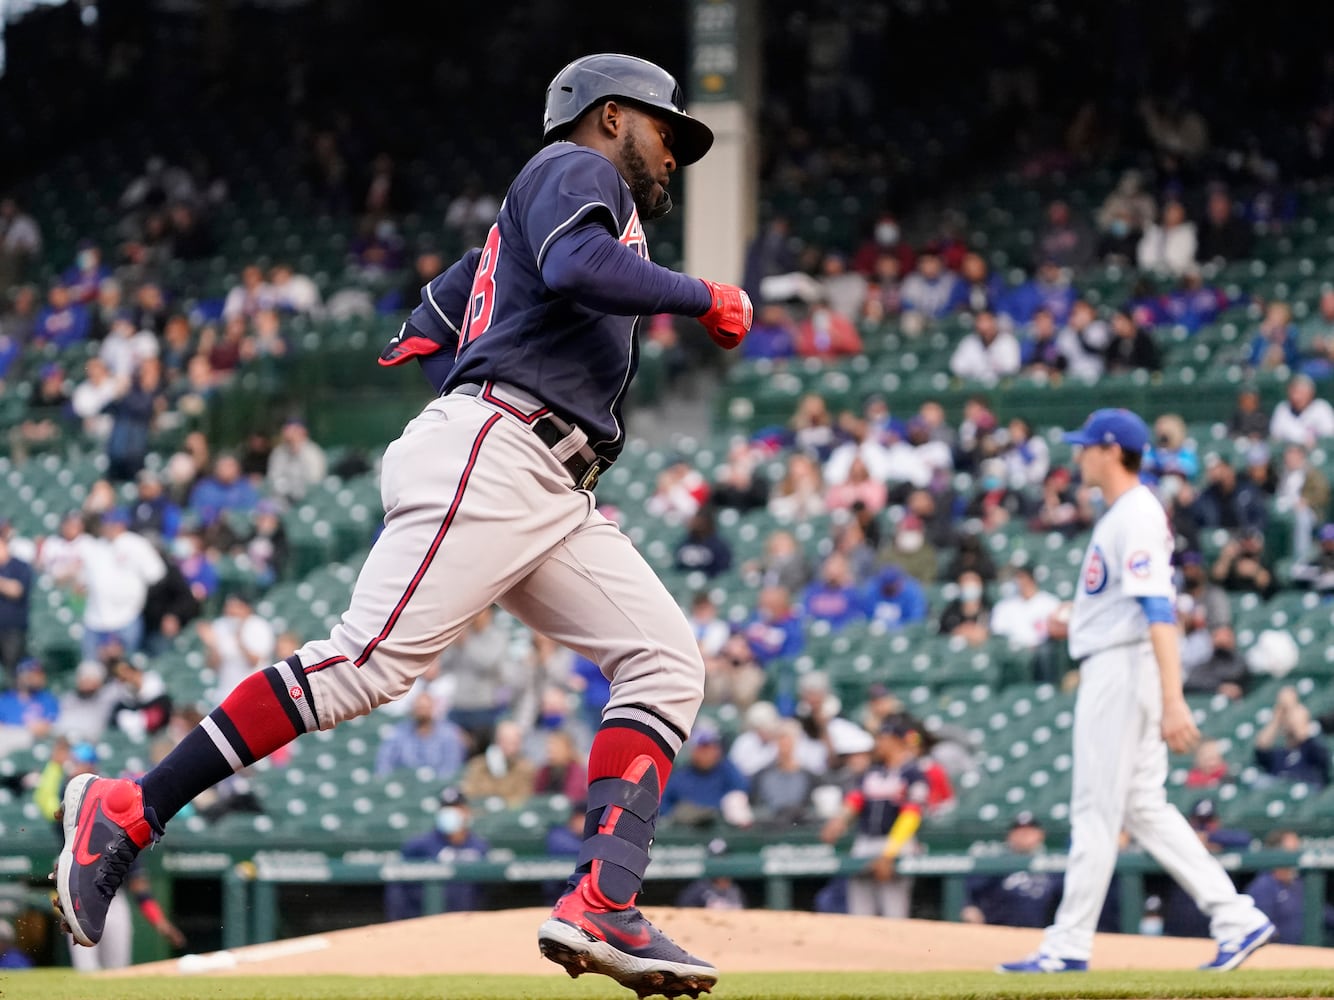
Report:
879,773,928,862
522,152,751,347
1147,620,1199,753
1120,511,1200,753
379,248,483,389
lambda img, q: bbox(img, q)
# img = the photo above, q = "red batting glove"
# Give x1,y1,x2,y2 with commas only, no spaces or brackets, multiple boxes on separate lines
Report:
698,280,753,350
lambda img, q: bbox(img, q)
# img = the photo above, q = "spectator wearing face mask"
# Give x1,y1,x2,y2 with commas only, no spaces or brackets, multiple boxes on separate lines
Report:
853,213,915,277
460,719,537,807
990,567,1062,681
384,787,489,919
938,572,991,646
795,300,863,358
1177,595,1245,698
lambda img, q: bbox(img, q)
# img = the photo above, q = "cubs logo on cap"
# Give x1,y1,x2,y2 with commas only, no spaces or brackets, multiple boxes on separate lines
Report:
1062,408,1150,454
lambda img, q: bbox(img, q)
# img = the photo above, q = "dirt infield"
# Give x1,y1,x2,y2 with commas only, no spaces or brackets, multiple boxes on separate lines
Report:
114,908,1334,978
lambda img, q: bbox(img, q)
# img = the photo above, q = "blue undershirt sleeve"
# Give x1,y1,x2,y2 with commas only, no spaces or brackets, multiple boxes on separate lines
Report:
541,222,713,318
1137,595,1176,624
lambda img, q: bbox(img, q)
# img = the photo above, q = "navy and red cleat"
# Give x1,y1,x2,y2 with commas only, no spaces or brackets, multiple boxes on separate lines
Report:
538,874,717,999
53,774,162,946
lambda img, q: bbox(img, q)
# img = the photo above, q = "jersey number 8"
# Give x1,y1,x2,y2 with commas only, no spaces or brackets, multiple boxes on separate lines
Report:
460,223,502,350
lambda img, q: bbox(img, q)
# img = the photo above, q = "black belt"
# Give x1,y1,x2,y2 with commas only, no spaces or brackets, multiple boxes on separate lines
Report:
450,382,606,491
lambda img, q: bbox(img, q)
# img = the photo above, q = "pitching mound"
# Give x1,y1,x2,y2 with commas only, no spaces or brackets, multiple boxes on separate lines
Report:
113,909,1334,977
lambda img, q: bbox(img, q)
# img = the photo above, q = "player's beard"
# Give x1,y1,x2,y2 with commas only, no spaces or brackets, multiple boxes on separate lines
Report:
623,133,671,220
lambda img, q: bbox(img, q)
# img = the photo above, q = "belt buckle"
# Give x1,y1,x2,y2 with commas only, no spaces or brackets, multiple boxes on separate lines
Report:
576,460,602,492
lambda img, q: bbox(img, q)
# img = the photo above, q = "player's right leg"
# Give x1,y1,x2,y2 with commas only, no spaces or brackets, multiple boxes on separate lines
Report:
55,396,592,946
501,509,716,997
1121,647,1274,970
1000,650,1138,972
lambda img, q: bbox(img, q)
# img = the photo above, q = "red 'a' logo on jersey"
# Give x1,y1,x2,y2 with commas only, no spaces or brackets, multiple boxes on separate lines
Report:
620,210,649,261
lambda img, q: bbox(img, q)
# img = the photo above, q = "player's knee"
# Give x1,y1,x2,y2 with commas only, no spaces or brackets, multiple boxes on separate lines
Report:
313,673,405,729
1125,788,1167,825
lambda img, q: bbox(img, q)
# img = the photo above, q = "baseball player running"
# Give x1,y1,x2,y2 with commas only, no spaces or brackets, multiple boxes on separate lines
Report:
1000,409,1274,973
54,53,750,999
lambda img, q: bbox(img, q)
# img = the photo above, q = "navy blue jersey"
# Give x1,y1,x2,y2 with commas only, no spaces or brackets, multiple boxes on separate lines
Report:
847,760,929,837
395,143,706,461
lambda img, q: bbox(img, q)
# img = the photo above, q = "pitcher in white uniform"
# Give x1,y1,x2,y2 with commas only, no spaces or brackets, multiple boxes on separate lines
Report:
1000,409,1274,973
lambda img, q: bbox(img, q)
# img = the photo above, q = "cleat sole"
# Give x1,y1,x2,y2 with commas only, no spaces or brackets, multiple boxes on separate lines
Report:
538,919,717,999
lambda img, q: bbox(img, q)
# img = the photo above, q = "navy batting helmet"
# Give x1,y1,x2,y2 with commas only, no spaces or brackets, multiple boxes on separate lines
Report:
543,54,715,166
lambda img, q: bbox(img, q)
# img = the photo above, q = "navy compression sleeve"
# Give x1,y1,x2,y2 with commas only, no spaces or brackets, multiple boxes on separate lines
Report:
541,222,713,317
1137,596,1176,624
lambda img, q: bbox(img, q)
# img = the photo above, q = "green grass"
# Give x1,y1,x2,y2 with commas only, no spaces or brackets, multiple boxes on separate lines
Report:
3,970,1333,1000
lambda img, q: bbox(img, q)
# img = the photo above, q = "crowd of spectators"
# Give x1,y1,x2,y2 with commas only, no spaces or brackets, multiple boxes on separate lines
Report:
0,404,335,770
736,161,1334,400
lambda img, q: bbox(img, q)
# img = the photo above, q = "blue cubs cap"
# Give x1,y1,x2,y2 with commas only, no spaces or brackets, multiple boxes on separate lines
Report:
1063,408,1150,454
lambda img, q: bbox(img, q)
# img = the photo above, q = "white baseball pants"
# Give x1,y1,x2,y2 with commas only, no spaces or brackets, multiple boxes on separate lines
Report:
294,388,705,752
1042,642,1269,960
